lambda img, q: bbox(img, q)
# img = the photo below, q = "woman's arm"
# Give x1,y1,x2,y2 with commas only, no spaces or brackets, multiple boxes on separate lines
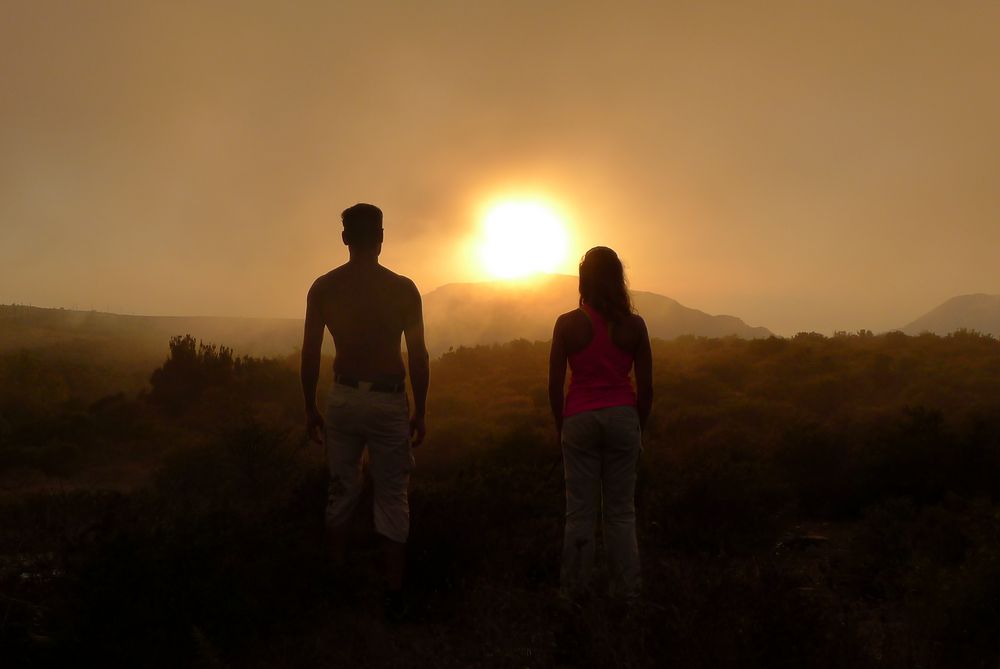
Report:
633,316,653,431
548,317,568,436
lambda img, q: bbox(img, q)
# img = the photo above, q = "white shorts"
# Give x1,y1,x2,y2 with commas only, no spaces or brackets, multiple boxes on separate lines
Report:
324,383,413,543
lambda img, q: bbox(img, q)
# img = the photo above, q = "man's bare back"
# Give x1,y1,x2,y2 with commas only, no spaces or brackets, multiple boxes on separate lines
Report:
308,263,422,384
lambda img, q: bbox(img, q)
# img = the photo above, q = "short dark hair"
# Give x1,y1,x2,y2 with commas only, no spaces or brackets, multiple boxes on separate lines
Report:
341,203,383,248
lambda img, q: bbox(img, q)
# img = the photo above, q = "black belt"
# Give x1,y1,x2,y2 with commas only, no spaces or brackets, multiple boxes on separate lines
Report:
335,374,405,394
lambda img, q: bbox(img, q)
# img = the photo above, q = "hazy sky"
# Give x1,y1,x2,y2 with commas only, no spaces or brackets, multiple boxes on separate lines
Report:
2,1,999,335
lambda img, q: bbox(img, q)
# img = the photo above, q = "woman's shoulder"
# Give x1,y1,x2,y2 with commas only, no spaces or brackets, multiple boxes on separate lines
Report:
554,308,592,345
608,312,649,351
626,312,648,330
556,308,588,326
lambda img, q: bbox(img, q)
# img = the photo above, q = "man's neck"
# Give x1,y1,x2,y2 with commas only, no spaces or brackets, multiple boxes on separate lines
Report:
347,251,380,267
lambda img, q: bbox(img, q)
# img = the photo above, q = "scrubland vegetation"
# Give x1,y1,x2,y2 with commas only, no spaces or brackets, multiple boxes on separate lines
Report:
3,330,1000,667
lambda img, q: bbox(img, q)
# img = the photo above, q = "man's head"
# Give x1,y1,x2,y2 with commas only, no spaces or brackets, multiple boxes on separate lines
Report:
341,203,384,252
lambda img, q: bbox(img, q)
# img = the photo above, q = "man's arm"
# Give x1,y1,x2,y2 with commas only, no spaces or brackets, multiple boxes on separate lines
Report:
548,317,568,437
633,316,653,431
301,281,326,444
403,280,429,447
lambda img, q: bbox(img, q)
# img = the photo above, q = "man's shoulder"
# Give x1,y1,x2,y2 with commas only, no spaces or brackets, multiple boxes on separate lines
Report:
309,267,346,293
378,266,419,294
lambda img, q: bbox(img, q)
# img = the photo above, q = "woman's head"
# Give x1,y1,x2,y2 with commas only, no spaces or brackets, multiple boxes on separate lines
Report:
578,246,633,323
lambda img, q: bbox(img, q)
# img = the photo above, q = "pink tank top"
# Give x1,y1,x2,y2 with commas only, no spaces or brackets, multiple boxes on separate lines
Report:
564,303,637,417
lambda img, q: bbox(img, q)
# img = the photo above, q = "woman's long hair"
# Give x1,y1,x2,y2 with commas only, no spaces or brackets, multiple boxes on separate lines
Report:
578,246,633,324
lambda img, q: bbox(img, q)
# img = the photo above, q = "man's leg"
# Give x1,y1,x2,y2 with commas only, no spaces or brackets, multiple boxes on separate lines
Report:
325,516,354,568
381,536,406,592
324,389,366,566
364,392,414,590
561,411,602,599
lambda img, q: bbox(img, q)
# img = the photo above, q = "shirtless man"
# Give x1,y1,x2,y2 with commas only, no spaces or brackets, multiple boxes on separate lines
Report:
300,203,429,614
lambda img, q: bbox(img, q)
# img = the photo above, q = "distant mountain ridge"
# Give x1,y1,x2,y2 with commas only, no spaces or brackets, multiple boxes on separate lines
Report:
902,294,1000,337
0,304,306,362
1,277,771,360
423,275,771,353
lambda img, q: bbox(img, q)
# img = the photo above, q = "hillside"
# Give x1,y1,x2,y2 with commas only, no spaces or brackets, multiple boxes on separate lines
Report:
902,294,1000,337
1,279,770,360
423,274,771,352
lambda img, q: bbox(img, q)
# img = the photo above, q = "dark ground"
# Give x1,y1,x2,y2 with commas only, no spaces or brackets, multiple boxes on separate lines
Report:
4,331,1000,667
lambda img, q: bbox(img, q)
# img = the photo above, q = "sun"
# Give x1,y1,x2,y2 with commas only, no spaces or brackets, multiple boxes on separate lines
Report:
476,200,570,280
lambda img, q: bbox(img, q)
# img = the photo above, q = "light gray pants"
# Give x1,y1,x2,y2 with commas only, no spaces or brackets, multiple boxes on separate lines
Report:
561,405,642,598
324,383,413,543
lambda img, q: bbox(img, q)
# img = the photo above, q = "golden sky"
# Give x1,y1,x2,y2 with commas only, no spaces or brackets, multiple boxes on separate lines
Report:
2,1,999,335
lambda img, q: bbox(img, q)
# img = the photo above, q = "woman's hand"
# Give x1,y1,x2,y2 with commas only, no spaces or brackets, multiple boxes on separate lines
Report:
306,406,325,444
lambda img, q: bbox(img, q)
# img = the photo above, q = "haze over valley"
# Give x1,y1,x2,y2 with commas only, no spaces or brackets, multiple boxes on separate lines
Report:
6,283,999,378
1,274,771,361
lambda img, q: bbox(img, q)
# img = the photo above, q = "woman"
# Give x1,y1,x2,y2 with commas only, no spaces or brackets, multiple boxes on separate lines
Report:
549,246,653,599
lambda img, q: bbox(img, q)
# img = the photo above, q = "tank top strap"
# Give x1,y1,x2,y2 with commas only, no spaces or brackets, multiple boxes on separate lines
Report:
581,303,611,341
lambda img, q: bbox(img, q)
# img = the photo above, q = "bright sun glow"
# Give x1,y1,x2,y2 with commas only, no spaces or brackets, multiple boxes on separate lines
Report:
477,200,569,279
